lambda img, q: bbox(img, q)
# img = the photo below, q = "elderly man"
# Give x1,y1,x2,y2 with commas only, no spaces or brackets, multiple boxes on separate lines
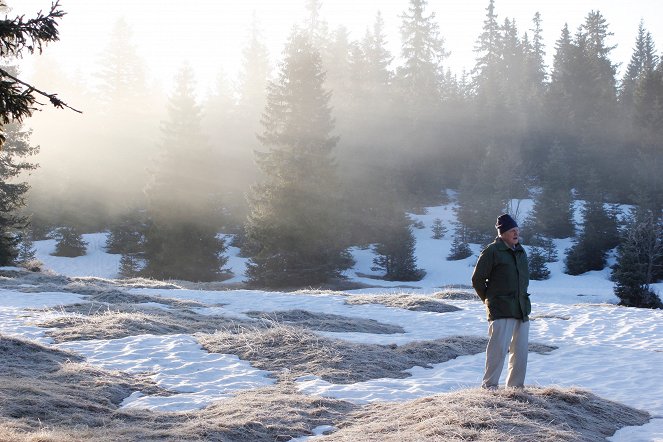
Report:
471,213,531,389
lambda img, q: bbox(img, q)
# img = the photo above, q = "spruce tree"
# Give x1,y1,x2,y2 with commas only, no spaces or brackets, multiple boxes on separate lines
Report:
0,115,39,265
142,65,227,282
244,30,352,288
526,233,558,263
612,210,663,308
16,229,37,265
620,20,658,113
447,223,473,261
106,210,146,255
90,18,159,214
528,142,575,238
372,210,424,281
397,0,449,112
52,226,87,258
0,2,70,150
528,245,550,280
564,175,619,275
472,0,502,116
431,218,447,239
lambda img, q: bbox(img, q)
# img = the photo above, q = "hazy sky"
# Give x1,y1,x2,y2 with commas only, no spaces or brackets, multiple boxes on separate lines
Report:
13,0,663,95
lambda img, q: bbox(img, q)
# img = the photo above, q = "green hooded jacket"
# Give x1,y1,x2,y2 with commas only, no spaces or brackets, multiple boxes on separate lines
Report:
471,237,531,321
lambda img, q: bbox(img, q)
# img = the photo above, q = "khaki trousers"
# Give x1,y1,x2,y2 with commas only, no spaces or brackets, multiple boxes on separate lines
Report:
482,318,529,388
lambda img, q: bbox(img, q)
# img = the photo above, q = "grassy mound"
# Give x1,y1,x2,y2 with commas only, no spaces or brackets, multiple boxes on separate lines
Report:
314,387,650,441
345,294,462,313
246,309,405,334
199,324,488,383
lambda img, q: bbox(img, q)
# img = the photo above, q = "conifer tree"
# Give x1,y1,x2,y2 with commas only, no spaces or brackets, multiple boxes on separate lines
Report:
447,223,473,261
527,245,550,280
359,11,393,100
564,175,619,275
548,23,575,134
527,142,575,238
431,218,447,239
0,2,70,150
372,210,424,281
612,210,663,308
16,229,36,264
90,18,159,213
52,226,87,257
237,13,270,117
0,115,39,265
620,20,658,113
244,30,352,287
106,210,145,255
142,65,227,282
119,253,141,278
526,232,558,263
472,0,502,115
633,53,663,151
220,15,271,226
397,0,449,112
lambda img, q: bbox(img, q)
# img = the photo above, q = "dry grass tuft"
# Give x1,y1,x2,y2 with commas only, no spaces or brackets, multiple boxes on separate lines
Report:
39,308,252,343
345,294,462,313
246,309,405,334
313,387,650,441
0,335,165,432
433,289,479,301
531,314,571,321
199,324,487,383
0,334,354,442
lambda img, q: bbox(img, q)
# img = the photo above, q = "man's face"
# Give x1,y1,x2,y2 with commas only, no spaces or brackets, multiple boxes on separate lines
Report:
500,227,520,247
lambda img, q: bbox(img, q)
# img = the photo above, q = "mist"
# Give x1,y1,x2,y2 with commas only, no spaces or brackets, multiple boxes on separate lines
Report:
9,0,663,283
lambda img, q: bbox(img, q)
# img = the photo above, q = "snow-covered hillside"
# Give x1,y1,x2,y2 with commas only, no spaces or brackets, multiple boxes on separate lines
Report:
1,199,661,441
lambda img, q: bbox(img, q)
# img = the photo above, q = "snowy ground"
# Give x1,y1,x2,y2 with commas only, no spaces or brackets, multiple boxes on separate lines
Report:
2,201,662,441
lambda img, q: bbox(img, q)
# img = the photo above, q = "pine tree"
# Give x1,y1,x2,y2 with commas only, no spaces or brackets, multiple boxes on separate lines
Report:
472,0,502,115
564,175,619,275
244,30,352,288
0,114,39,265
455,144,523,243
447,223,473,261
397,0,449,113
16,229,37,265
612,210,663,308
119,253,142,278
371,210,424,281
526,233,558,263
528,142,575,238
633,52,663,151
620,20,658,113
220,15,271,226
237,13,270,117
548,23,575,134
528,245,550,280
360,11,393,99
142,65,227,282
52,226,87,257
89,18,159,213
0,2,69,150
431,218,447,239
106,210,145,255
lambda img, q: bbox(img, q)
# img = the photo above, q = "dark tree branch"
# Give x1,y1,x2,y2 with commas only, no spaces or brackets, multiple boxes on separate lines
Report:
0,1,65,57
0,68,82,114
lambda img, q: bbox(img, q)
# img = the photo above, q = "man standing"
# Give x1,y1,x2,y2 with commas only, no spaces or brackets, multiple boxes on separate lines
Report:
471,213,531,389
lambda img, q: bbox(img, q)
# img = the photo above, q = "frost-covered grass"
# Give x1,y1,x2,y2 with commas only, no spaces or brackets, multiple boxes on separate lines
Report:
1,199,661,440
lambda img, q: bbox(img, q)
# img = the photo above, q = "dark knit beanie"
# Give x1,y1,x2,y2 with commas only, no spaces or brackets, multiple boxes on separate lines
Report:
495,214,518,235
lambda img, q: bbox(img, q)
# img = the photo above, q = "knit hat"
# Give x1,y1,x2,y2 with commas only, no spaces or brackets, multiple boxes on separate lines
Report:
495,214,518,235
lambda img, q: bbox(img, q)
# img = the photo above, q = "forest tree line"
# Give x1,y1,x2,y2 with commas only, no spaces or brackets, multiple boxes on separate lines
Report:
1,0,662,306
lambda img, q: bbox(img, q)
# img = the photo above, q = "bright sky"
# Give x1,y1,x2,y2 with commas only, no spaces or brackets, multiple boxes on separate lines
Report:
11,0,663,94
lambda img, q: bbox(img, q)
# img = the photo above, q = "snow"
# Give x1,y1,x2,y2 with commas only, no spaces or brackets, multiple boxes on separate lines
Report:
1,202,661,440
